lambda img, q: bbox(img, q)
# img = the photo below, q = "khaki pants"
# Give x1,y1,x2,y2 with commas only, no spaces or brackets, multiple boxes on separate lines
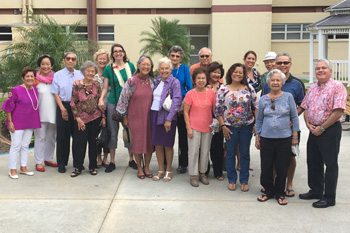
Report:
188,129,212,176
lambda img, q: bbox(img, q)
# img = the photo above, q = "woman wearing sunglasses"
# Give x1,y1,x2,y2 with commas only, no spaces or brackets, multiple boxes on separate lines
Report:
255,69,299,205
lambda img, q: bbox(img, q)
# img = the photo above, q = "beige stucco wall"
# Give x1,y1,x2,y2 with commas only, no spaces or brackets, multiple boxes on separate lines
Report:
212,0,272,4
272,0,339,7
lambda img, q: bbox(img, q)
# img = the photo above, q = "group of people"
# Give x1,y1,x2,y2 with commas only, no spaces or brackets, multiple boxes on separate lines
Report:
2,44,346,208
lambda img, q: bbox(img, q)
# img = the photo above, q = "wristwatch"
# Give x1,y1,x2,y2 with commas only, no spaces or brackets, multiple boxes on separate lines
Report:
319,125,325,132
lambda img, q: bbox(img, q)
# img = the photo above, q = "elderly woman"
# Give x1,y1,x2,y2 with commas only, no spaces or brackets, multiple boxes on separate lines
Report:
92,49,111,168
2,66,41,179
98,44,136,173
151,57,182,182
206,61,225,180
255,69,299,205
33,55,57,172
70,61,106,177
116,55,154,179
168,45,193,174
184,67,216,187
215,63,259,192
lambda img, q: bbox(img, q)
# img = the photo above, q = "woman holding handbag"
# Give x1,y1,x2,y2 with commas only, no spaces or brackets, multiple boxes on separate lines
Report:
151,58,182,182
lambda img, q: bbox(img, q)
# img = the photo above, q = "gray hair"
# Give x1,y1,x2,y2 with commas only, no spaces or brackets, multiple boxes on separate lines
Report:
316,59,332,70
168,45,184,59
63,52,77,59
136,55,154,77
158,57,173,69
198,47,212,56
80,60,97,74
276,52,292,62
266,69,286,85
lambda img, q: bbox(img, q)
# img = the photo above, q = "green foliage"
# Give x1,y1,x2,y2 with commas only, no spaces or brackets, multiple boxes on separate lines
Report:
139,17,191,65
0,14,98,93
0,110,6,126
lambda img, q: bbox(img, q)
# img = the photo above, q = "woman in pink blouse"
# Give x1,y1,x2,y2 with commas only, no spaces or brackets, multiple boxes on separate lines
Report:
184,67,216,187
70,61,106,177
2,66,41,179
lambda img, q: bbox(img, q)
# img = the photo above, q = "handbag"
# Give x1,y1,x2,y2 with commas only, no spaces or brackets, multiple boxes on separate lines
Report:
123,126,132,147
96,126,110,147
162,79,175,112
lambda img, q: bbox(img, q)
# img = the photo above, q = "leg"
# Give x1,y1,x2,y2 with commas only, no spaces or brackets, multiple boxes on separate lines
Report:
72,120,88,171
210,131,224,179
225,126,239,184
177,114,188,169
165,146,174,172
259,137,275,198
274,137,292,199
199,132,212,174
143,153,152,175
56,105,71,169
87,118,100,170
238,124,253,185
9,130,25,174
19,129,34,170
44,123,57,163
236,145,240,170
34,122,47,165
187,129,201,176
107,103,119,165
134,154,145,177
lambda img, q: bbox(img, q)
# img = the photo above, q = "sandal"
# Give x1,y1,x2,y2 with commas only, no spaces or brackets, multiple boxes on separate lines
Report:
228,182,236,191
216,176,224,181
277,196,288,205
163,171,172,182
241,183,249,192
71,169,81,178
152,171,164,181
257,194,272,202
285,189,295,197
89,169,98,176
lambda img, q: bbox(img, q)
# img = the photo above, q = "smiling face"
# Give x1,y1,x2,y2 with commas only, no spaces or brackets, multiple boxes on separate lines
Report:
159,62,171,80
63,53,77,70
194,72,207,88
39,57,52,76
83,66,96,82
209,68,221,83
22,71,35,88
96,53,108,69
264,59,276,72
268,73,283,91
315,61,332,84
243,53,256,69
112,46,125,63
276,55,292,76
199,48,212,67
169,51,182,67
231,66,244,84
138,58,152,76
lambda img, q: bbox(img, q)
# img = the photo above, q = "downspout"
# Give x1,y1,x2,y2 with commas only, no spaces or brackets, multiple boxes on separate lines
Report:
86,0,97,53
22,0,27,24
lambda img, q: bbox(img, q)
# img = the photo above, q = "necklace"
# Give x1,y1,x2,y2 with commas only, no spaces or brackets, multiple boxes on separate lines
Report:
174,66,180,78
23,85,39,110
195,89,207,109
139,77,149,86
82,80,93,95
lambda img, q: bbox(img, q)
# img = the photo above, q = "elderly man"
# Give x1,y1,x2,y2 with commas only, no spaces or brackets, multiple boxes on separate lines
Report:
299,59,347,208
189,47,212,75
51,52,83,173
262,53,305,198
259,51,276,93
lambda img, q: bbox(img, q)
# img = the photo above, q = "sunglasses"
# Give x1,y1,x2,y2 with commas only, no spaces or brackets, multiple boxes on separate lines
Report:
200,55,210,58
276,61,291,66
65,57,76,61
271,99,275,111
170,54,181,58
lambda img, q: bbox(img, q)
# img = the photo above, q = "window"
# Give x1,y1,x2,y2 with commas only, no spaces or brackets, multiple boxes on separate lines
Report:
187,26,210,64
0,26,12,42
98,26,114,41
328,34,349,40
272,24,311,40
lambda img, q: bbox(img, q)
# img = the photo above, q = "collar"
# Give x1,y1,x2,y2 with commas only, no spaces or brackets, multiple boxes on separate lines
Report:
64,67,76,75
285,73,294,83
156,74,174,83
317,78,332,88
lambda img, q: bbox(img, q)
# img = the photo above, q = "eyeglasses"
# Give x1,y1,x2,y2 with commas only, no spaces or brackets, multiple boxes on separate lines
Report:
276,61,291,66
170,54,181,58
65,57,76,61
199,55,210,58
271,99,275,111
113,50,124,54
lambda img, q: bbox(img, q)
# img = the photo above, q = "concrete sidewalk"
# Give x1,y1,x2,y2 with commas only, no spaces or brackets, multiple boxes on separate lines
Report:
0,118,350,233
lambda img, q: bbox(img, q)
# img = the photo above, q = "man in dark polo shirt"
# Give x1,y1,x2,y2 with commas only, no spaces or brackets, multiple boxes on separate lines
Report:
262,53,305,198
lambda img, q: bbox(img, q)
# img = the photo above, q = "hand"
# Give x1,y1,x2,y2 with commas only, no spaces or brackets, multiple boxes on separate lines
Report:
61,108,68,121
123,116,128,127
255,137,260,150
292,138,299,145
8,92,12,98
164,120,171,133
311,126,323,136
222,126,232,140
73,80,80,86
98,98,105,111
8,121,15,133
306,123,316,131
187,128,193,138
100,118,106,127
252,125,256,135
77,118,85,131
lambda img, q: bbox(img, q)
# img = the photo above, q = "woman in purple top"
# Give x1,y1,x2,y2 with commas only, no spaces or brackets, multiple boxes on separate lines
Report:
2,66,41,179
151,58,182,182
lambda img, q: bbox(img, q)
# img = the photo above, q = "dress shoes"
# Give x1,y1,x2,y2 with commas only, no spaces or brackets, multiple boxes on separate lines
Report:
312,199,335,208
9,172,19,179
44,161,58,167
19,170,34,176
58,166,66,173
177,166,187,174
36,165,45,172
299,192,321,200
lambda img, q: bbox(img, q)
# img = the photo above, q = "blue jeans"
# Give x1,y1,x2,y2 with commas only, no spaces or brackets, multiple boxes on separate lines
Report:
226,124,254,184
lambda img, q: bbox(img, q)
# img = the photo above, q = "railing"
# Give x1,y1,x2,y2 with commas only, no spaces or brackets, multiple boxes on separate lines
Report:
329,60,349,82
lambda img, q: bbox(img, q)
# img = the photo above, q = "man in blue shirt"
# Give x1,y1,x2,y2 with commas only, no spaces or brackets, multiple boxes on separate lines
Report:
51,52,83,173
262,53,305,198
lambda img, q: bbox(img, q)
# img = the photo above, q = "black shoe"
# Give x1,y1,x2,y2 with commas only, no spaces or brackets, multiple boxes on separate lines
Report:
312,199,335,208
58,166,66,173
128,160,138,170
177,166,187,174
299,191,321,200
105,163,116,173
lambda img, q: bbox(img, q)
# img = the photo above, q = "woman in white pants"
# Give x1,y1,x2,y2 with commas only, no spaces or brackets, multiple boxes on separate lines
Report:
1,66,41,179
33,55,57,172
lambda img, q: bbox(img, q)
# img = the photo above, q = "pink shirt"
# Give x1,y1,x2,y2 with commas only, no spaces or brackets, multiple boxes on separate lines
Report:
301,79,347,125
185,89,216,132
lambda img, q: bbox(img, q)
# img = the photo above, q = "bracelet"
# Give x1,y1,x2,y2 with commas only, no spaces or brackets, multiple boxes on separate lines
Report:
292,137,298,140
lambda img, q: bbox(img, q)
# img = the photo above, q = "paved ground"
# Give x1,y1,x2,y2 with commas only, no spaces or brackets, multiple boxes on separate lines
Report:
1,117,350,233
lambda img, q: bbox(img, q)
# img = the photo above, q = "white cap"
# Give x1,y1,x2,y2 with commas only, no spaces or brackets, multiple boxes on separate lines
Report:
263,52,277,61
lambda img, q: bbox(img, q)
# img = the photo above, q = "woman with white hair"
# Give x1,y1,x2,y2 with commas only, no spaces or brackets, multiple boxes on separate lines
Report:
151,57,182,182
255,69,299,205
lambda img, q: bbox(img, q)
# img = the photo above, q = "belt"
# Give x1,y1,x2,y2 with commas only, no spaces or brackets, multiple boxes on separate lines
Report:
62,101,71,105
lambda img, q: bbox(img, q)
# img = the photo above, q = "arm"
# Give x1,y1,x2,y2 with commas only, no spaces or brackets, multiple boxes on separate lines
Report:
255,101,264,150
6,112,15,133
184,65,193,91
311,108,344,136
70,86,85,131
183,103,193,138
115,78,135,121
54,94,68,121
98,77,109,110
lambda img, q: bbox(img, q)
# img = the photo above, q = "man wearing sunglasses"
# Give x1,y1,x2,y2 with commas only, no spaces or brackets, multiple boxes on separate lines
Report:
262,53,305,198
189,47,212,76
51,52,84,173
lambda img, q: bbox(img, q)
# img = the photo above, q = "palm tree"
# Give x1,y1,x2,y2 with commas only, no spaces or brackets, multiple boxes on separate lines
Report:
139,17,191,64
0,14,98,93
